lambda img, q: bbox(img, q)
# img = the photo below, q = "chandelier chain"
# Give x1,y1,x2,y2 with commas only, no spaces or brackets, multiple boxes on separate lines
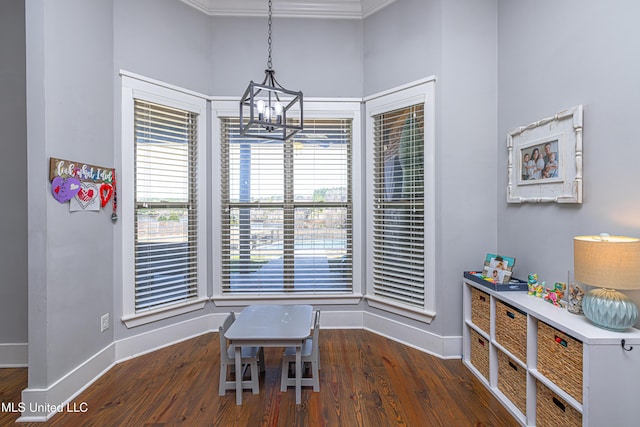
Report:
267,0,273,70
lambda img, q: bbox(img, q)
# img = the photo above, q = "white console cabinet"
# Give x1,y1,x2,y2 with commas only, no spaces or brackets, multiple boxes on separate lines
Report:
463,276,640,427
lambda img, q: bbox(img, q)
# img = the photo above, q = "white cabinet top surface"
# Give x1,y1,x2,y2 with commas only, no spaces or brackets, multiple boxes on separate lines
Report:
465,278,640,344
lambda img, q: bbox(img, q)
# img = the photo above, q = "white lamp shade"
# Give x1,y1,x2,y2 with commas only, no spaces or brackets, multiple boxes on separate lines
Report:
574,235,640,290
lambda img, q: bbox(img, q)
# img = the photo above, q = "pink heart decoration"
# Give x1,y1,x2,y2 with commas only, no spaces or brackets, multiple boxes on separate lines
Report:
51,176,81,203
99,183,113,207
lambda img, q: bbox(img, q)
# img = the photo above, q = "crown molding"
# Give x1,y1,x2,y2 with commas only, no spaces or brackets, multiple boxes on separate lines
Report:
361,0,396,18
180,0,397,19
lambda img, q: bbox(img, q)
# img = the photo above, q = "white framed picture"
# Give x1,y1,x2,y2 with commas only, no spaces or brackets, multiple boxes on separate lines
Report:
507,105,583,203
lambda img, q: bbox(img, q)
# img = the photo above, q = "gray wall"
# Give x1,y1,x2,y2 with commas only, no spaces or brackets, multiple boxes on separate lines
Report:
114,0,212,94
0,0,28,346
363,0,442,96
25,0,114,385
209,16,363,97
438,0,498,336
113,0,363,98
363,0,498,337
497,0,640,313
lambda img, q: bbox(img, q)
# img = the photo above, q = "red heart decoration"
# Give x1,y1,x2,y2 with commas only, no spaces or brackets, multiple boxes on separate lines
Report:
100,184,113,208
54,186,61,194
77,188,93,202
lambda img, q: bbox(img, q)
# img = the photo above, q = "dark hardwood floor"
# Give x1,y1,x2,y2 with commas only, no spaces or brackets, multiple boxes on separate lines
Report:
2,329,518,426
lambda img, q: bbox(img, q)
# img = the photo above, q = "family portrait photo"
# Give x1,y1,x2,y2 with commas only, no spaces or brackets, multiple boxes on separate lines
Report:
520,139,559,182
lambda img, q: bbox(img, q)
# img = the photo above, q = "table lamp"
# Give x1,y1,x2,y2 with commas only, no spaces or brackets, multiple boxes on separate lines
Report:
574,234,640,331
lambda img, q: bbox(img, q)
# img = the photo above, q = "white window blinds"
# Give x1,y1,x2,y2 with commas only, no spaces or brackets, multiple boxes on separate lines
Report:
221,118,352,294
372,104,425,307
134,100,199,312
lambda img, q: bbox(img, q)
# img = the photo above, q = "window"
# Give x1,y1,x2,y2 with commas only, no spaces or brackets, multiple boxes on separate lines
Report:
365,79,436,322
373,104,424,304
121,73,208,327
215,102,360,297
133,100,198,311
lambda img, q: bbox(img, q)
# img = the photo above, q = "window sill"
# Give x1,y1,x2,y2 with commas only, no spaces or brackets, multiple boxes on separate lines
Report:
122,297,208,328
211,294,363,307
365,295,435,324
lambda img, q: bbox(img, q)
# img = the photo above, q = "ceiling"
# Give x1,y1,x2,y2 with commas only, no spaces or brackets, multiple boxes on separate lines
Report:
180,0,398,19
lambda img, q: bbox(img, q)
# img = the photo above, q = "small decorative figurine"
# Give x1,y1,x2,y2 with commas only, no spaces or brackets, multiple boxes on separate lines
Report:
543,282,566,307
535,281,545,298
528,273,546,298
567,283,585,314
527,274,539,295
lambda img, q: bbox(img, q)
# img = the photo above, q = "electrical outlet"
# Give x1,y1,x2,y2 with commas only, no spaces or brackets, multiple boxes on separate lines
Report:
101,313,110,332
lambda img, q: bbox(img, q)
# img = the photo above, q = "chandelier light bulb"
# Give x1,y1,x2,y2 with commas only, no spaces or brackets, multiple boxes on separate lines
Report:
256,99,266,121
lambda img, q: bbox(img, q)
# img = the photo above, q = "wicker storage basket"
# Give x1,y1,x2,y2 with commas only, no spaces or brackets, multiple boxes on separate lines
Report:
497,350,526,416
536,380,581,427
470,328,490,381
495,300,527,363
470,287,490,334
537,321,583,403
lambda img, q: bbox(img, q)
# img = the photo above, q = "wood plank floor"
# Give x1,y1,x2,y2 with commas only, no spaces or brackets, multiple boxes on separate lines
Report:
2,329,518,426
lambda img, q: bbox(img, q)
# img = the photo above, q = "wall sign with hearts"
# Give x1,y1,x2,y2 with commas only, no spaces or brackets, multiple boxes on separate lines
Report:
49,156,116,217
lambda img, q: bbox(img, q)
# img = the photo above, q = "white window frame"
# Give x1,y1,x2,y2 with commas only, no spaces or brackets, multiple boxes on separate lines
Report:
120,71,209,328
210,98,363,306
364,77,436,323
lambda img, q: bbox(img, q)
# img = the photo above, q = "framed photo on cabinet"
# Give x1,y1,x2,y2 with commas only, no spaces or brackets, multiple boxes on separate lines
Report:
507,105,583,203
482,253,515,284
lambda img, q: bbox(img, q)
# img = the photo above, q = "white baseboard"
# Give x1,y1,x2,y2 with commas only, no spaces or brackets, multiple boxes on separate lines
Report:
18,343,116,422
289,309,462,358
15,310,461,422
363,311,462,359
17,314,214,422
317,309,364,329
115,313,214,362
0,342,28,367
